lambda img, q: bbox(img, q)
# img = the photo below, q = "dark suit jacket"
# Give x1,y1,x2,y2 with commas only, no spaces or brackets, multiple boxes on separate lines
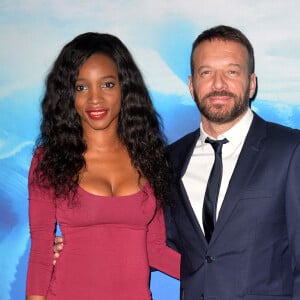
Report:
165,113,300,300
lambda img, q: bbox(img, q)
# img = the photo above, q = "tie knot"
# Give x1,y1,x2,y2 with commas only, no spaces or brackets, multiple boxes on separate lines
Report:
205,137,228,154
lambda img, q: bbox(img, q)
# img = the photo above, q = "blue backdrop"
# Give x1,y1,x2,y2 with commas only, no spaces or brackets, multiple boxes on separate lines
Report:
1,1,300,299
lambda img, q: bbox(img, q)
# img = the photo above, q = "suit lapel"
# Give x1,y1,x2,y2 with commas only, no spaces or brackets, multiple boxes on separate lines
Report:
171,129,208,242
173,129,200,178
209,114,267,246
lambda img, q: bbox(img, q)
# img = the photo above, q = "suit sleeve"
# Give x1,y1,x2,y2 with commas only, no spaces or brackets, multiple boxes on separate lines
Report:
146,204,180,279
26,153,56,296
285,142,300,299
164,203,182,253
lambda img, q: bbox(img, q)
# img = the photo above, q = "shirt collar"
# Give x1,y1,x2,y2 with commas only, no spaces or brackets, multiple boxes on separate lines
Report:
199,108,254,147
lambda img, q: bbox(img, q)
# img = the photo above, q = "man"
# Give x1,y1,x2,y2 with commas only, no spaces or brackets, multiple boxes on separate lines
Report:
165,25,300,299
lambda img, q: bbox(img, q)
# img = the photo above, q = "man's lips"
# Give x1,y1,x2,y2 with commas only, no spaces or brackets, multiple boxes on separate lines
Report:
204,91,236,103
209,95,232,102
86,109,108,119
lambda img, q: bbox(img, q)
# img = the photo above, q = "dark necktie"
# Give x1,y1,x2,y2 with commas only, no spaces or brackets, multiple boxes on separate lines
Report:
203,137,228,242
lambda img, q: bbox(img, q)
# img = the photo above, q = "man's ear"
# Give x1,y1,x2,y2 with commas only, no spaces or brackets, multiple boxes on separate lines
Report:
249,73,257,100
188,75,195,99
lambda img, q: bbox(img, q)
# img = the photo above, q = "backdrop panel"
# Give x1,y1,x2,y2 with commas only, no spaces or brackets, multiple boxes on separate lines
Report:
1,1,300,299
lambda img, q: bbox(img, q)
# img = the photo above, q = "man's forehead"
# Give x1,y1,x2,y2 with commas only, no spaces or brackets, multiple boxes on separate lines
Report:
193,40,249,62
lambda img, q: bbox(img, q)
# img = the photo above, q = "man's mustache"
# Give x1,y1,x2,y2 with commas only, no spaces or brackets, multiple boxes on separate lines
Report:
203,90,236,99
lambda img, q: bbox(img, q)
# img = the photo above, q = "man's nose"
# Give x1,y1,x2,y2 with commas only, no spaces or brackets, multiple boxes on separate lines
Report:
212,71,228,90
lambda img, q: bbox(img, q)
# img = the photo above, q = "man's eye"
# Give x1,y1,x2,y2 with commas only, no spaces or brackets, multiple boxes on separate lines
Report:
201,70,211,76
229,70,238,75
75,85,87,91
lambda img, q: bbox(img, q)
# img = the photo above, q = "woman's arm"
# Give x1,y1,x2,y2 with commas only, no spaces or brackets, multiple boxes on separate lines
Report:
26,152,57,297
147,202,181,279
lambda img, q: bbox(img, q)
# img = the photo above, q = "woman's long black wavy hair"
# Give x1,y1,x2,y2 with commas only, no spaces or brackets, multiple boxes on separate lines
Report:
35,32,170,205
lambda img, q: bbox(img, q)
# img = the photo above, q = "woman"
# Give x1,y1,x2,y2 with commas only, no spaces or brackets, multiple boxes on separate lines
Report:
26,32,180,300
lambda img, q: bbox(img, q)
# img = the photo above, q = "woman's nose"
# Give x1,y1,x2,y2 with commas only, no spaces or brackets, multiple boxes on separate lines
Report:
88,86,103,104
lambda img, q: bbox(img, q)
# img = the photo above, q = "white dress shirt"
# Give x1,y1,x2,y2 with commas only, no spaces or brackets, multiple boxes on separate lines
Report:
182,109,254,231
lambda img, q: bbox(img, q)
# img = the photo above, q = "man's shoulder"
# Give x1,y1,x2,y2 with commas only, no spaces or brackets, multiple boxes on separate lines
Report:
166,128,200,165
262,117,300,139
167,128,199,151
253,113,300,144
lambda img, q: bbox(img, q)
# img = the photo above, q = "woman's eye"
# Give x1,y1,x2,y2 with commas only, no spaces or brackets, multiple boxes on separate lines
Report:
102,82,115,88
75,85,87,91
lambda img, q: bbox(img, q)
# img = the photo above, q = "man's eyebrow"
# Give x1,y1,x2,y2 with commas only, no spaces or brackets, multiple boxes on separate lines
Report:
197,63,242,71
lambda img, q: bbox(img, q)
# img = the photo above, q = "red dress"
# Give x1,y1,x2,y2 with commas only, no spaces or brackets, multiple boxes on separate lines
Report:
26,154,180,300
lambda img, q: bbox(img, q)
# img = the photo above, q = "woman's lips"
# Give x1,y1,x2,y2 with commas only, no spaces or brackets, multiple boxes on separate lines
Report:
86,109,108,119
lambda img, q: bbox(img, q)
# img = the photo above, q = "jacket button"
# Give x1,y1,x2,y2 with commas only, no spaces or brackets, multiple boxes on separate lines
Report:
205,255,214,263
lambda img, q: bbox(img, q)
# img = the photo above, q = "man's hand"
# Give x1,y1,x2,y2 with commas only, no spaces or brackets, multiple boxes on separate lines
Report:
53,236,64,266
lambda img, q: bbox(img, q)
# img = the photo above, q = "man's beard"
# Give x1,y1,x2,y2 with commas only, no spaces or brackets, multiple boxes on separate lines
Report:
194,89,250,124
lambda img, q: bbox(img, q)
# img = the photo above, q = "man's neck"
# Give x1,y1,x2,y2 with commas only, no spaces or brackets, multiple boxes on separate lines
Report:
201,110,249,139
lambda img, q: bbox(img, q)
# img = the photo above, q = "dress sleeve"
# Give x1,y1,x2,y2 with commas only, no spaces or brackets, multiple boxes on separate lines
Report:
147,203,181,279
26,152,56,296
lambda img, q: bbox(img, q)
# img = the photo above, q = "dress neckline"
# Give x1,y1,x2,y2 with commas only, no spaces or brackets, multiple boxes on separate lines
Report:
77,182,150,199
